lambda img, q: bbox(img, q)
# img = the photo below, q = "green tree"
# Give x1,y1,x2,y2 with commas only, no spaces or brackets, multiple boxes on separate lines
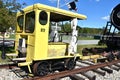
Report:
61,22,72,35
76,25,82,33
60,22,82,34
0,0,26,32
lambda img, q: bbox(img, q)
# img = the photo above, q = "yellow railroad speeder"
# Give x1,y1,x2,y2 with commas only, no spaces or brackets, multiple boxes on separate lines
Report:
6,3,87,76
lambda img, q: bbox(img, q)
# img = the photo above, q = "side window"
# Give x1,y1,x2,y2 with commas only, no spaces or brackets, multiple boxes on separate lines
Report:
25,11,35,33
39,11,48,25
17,15,23,32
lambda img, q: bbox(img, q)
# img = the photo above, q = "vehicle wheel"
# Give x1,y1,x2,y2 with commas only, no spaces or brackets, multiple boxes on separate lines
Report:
65,58,76,70
33,61,50,76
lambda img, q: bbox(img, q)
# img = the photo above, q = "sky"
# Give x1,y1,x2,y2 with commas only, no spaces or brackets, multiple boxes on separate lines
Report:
17,0,120,29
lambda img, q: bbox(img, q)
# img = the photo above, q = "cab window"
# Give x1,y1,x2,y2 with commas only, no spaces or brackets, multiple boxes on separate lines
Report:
17,15,24,32
25,11,35,33
39,11,48,25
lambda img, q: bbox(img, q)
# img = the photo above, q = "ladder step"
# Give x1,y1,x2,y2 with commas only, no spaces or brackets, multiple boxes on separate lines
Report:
6,53,18,57
18,62,31,66
12,57,26,61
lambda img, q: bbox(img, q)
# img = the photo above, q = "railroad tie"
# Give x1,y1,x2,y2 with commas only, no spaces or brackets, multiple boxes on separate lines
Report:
80,71,96,80
69,74,86,80
92,69,105,76
100,67,113,74
76,61,105,76
114,63,120,67
109,65,120,71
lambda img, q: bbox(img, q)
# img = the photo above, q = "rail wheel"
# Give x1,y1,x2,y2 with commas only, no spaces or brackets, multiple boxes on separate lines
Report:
65,58,76,70
33,61,50,76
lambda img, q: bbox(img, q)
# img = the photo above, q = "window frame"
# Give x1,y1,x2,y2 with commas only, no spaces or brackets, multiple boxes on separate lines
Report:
17,15,24,33
39,11,48,25
25,11,35,33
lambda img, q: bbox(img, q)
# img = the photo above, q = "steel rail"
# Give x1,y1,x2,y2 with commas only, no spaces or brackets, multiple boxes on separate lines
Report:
0,62,17,69
23,60,120,80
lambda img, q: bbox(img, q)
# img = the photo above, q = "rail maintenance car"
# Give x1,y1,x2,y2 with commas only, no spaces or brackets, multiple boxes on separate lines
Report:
6,3,87,76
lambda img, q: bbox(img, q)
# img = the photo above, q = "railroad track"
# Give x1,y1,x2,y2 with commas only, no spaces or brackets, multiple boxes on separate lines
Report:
0,62,17,69
23,60,120,80
0,62,29,80
0,59,120,80
0,60,120,80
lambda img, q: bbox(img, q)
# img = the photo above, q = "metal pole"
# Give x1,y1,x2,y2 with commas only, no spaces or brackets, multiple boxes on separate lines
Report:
57,0,60,8
1,32,6,59
53,0,60,42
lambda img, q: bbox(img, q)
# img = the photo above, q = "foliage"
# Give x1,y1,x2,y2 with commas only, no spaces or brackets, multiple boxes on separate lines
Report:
0,47,15,63
61,22,72,35
79,27,103,34
0,0,26,32
59,22,103,35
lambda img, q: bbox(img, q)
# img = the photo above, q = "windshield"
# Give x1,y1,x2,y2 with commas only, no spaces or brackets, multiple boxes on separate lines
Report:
25,11,35,33
17,15,24,32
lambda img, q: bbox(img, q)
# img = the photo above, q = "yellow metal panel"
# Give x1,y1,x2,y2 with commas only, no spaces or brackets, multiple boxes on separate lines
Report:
26,35,35,62
33,10,50,60
90,55,100,59
48,42,68,57
81,55,100,60
17,3,87,20
15,33,20,54
18,62,31,66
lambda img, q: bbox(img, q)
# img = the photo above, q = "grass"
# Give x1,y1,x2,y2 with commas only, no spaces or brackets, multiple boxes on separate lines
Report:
0,47,15,63
9,34,15,39
78,36,95,40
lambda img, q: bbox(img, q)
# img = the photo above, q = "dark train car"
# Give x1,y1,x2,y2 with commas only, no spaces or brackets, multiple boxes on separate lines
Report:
101,4,120,49
100,4,120,61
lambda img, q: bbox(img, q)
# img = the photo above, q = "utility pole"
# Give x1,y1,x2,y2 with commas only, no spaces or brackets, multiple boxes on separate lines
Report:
52,0,60,42
57,0,60,8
